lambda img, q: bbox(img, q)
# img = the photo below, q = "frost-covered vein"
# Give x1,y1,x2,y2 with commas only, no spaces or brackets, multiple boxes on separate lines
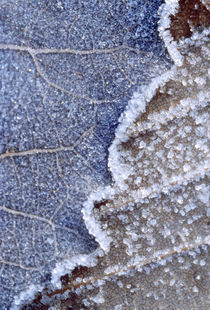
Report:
95,174,209,214
30,52,103,103
0,145,75,159
0,125,93,159
0,43,137,55
0,206,81,237
47,238,209,297
0,258,38,271
0,43,141,103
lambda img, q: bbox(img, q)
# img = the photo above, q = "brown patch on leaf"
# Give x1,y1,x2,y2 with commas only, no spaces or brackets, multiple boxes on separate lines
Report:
71,265,89,281
21,292,49,310
60,274,70,287
170,0,210,41
94,199,113,210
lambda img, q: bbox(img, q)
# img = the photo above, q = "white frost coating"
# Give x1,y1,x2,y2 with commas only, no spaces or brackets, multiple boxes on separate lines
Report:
108,0,184,188
11,284,44,310
82,185,115,252
133,90,209,134
158,0,183,66
108,7,209,191
108,69,174,188
11,250,100,308
12,1,209,308
12,187,115,308
129,166,209,201
51,249,100,288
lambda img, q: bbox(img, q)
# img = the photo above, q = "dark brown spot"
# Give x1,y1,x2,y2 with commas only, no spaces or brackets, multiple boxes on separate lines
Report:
170,0,210,41
60,274,70,287
94,199,112,210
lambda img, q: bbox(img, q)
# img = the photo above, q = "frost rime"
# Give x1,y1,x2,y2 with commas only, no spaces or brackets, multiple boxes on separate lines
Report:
14,0,210,309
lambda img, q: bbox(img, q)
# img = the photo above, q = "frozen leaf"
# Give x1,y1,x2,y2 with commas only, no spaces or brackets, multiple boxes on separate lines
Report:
0,0,171,308
19,1,210,309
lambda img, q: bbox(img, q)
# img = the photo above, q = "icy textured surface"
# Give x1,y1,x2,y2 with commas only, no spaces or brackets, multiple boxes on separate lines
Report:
19,0,210,308
0,0,171,308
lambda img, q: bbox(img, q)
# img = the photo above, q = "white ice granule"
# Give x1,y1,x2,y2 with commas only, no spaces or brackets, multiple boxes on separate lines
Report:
90,289,105,304
11,284,44,310
200,259,206,266
194,76,206,85
193,286,199,293
50,249,101,289
169,278,176,286
178,257,184,263
158,0,183,66
82,186,115,252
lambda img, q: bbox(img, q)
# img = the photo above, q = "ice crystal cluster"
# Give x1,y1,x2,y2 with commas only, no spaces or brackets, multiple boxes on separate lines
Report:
0,0,209,309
